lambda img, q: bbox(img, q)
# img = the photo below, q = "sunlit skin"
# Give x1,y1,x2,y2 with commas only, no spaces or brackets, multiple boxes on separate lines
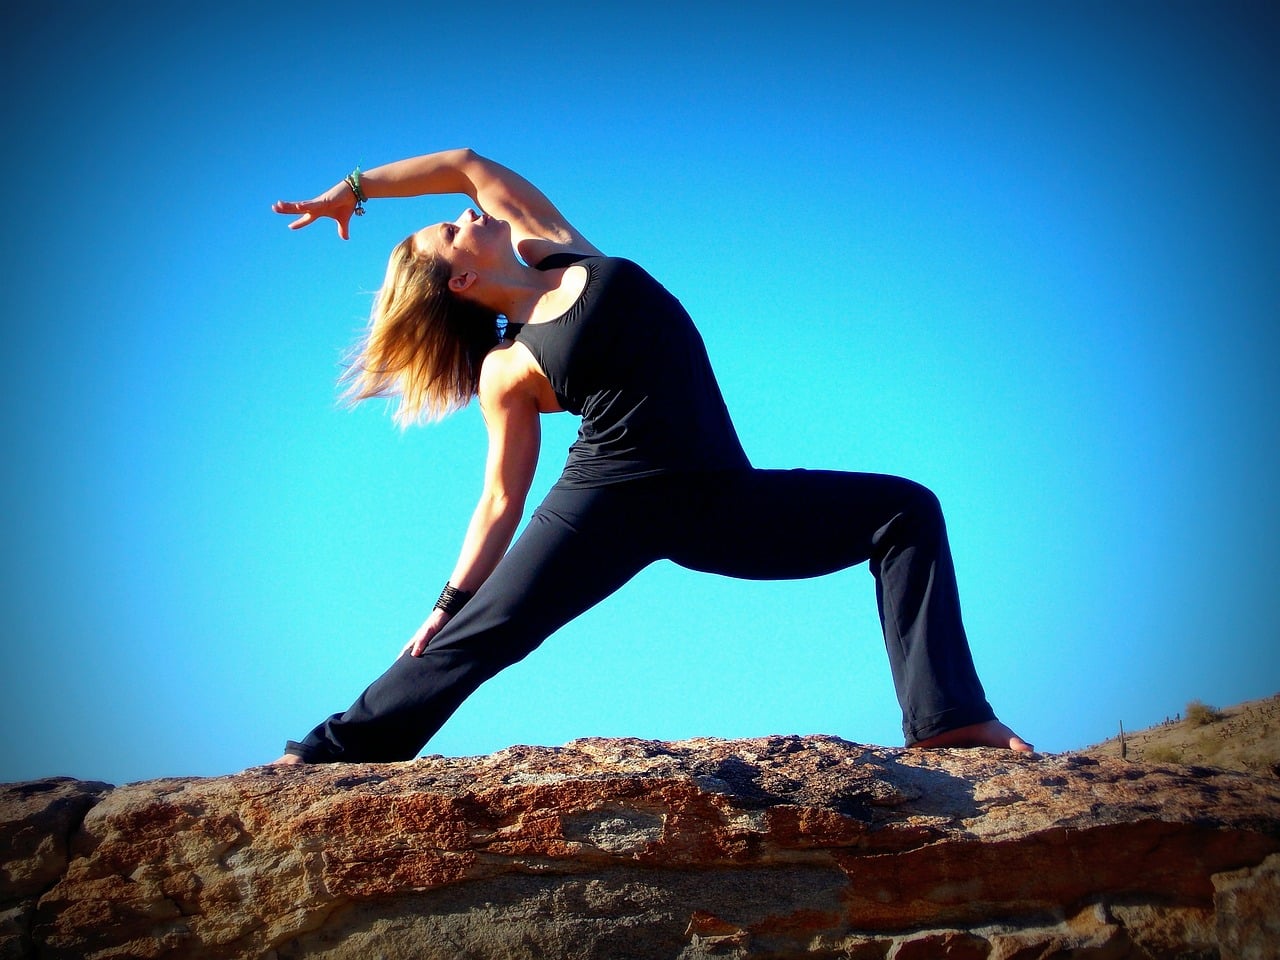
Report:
911,720,1034,752
409,208,591,328
268,149,1034,766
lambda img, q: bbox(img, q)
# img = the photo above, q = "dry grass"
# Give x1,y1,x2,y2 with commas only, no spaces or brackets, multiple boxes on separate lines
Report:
1078,692,1280,776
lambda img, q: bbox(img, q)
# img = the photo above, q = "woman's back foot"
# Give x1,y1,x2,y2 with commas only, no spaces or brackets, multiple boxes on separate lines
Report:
910,719,1035,753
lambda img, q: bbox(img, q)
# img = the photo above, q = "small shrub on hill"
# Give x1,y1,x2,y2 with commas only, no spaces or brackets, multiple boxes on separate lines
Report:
1144,746,1183,764
1185,699,1224,726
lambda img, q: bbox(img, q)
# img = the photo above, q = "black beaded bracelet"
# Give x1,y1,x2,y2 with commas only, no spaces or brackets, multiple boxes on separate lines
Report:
434,582,473,617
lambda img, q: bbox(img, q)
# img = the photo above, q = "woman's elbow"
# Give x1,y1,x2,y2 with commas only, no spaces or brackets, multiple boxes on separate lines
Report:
480,488,526,522
452,147,487,175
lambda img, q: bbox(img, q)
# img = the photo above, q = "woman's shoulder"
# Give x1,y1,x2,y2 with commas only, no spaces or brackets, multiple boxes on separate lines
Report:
533,250,603,271
521,233,604,269
480,339,526,382
533,254,652,287
479,340,561,413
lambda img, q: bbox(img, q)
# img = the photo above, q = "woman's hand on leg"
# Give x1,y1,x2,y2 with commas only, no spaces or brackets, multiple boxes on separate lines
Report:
403,608,451,658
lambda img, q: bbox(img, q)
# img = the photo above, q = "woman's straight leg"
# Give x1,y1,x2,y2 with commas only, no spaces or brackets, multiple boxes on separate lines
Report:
665,469,995,744
284,482,661,762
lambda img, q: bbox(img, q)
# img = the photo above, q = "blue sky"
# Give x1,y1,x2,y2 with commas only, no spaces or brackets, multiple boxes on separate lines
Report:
2,2,1276,785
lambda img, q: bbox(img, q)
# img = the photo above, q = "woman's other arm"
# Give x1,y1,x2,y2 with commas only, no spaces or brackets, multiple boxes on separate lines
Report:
403,347,543,656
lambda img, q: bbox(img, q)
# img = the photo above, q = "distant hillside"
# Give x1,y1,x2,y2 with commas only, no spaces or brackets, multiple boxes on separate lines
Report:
1078,692,1280,776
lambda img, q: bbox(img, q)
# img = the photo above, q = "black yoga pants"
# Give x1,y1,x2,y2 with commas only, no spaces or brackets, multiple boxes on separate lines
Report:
285,469,995,762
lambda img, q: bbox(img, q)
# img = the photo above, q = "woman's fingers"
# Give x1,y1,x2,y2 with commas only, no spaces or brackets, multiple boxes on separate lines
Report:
400,632,425,657
406,633,431,658
271,200,315,230
272,198,351,239
403,610,452,658
403,626,432,658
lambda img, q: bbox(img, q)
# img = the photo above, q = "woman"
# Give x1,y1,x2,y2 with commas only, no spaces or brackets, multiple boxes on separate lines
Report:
269,148,1031,765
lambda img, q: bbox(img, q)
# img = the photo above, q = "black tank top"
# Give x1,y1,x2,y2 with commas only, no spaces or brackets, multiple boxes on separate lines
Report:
509,255,750,487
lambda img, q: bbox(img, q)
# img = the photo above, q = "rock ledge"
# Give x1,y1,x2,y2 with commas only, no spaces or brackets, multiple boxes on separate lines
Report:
2,736,1278,959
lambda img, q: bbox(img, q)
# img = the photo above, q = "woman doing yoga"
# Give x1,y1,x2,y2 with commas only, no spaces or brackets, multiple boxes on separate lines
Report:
269,148,1032,765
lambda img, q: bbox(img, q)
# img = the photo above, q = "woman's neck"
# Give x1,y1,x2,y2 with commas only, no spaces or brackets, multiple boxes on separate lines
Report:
475,264,567,325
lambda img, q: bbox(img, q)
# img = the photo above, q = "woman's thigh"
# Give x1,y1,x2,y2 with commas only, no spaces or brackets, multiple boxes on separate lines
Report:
665,469,937,580
428,481,664,659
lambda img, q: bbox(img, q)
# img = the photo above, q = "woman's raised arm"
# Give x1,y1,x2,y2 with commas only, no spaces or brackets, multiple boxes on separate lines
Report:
273,148,602,259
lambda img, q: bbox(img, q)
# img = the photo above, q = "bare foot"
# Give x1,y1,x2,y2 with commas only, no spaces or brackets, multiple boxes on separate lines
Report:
910,720,1034,753
267,753,307,767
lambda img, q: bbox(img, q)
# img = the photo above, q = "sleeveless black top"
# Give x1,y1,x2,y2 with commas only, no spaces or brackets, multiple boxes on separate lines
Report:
510,254,750,487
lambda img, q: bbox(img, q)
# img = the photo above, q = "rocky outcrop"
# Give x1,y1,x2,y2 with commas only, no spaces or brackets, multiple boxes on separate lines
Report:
2,736,1278,959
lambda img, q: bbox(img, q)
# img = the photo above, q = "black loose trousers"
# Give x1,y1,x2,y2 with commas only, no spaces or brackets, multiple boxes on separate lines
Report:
286,468,994,762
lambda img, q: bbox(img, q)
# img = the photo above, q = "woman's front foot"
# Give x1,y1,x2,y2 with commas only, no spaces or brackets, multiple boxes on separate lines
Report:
911,719,1035,753
268,753,308,767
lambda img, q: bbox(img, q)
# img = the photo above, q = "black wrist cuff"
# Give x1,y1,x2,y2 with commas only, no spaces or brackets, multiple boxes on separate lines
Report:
434,582,473,616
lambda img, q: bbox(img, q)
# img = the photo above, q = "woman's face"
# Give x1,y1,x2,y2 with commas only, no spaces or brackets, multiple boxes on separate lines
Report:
411,208,510,273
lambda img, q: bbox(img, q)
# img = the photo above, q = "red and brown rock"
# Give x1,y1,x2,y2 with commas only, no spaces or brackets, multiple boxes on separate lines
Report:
2,736,1277,958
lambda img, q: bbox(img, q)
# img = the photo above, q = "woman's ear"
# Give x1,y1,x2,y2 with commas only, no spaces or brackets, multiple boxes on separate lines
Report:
449,271,477,294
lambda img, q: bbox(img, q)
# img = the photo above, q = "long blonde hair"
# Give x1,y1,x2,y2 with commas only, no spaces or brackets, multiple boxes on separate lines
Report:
341,235,500,426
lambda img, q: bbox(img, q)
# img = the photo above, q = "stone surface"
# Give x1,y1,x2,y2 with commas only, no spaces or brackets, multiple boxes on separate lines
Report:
2,736,1278,959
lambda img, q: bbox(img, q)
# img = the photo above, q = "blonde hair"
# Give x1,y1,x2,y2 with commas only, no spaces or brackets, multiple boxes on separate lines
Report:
341,235,500,426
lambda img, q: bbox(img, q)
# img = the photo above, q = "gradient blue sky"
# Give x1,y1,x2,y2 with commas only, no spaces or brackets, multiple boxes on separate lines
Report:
2,2,1276,785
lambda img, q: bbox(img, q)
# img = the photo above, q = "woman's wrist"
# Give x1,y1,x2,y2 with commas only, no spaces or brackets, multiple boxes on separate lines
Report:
343,167,367,216
434,582,473,617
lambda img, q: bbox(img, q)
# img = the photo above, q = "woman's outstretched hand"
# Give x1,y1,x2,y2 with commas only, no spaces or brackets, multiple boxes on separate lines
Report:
272,182,359,239
402,608,451,658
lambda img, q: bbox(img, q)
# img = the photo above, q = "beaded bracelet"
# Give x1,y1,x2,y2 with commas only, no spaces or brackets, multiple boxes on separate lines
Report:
344,167,367,216
434,582,473,617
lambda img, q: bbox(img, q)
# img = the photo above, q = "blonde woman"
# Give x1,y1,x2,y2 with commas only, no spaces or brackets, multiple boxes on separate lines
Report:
270,149,1031,764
